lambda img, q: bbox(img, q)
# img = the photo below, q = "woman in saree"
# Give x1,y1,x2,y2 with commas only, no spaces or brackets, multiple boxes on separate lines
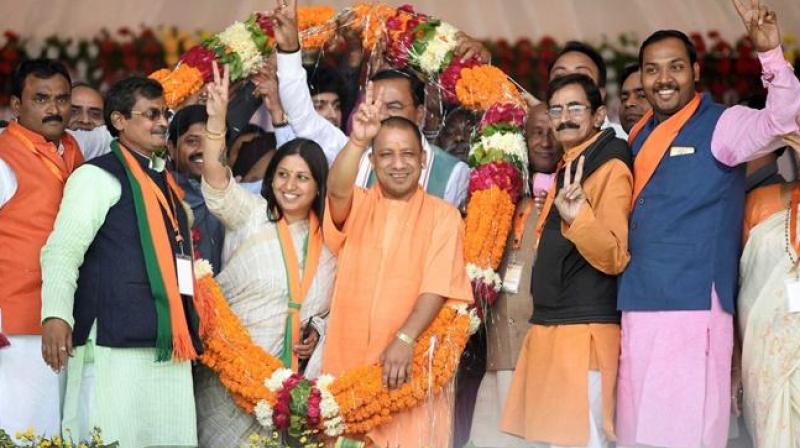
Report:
194,62,336,447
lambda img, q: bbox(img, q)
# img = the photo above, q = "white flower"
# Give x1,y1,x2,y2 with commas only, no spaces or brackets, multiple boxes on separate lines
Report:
478,131,528,165
451,303,469,315
468,308,481,335
46,45,60,60
217,21,263,76
323,415,345,437
415,22,459,75
25,39,43,58
193,259,213,278
264,368,294,392
75,60,89,81
254,400,274,428
67,40,80,59
316,374,335,389
87,43,99,59
465,263,481,280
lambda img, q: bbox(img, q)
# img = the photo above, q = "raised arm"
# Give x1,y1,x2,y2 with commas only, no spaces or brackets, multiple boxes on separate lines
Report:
327,82,382,228
271,0,348,163
712,0,800,166
202,61,231,189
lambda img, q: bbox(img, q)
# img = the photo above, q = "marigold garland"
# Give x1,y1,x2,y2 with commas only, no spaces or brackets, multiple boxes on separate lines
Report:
455,65,524,111
154,2,531,315
464,186,515,270
194,263,477,441
298,6,337,50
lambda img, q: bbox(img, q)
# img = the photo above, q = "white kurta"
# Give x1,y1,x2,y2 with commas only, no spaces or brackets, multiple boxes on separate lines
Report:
196,176,336,447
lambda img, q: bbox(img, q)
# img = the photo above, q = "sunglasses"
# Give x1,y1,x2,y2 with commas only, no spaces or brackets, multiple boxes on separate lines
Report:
131,107,174,122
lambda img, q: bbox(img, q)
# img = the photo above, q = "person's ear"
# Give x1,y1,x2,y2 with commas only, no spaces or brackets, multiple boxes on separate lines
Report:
9,95,21,118
110,111,127,135
594,105,607,129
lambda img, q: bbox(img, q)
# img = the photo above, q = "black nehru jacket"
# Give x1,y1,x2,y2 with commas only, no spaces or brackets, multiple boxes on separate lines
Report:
531,129,632,326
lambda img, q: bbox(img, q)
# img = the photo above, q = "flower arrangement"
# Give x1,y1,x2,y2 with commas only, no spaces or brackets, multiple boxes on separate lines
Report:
297,6,337,50
1,26,798,107
0,428,117,448
193,263,478,444
149,14,275,107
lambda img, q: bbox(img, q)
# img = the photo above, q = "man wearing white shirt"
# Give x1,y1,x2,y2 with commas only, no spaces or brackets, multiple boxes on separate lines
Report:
0,59,111,437
271,1,471,207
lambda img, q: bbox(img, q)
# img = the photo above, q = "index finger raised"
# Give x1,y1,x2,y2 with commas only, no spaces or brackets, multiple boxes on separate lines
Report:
212,60,221,86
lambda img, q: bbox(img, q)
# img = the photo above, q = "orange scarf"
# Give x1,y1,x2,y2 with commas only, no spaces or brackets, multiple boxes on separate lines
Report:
276,213,323,371
628,92,702,205
535,131,604,241
112,141,198,361
6,121,83,183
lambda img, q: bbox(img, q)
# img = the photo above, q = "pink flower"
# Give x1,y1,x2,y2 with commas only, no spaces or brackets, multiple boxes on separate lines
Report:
180,45,219,82
479,103,526,131
273,412,289,429
468,161,523,202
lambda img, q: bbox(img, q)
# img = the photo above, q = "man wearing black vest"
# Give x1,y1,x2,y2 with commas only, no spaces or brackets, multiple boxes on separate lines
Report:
615,2,800,447
501,73,633,447
40,77,201,447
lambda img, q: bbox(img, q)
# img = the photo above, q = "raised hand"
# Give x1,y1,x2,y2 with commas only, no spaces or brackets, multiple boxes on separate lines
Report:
206,60,230,127
252,54,285,122
350,81,384,148
454,31,491,64
270,0,300,53
733,0,781,52
554,156,587,225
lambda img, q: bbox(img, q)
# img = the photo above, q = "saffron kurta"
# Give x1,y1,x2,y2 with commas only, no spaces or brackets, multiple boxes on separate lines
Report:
501,144,633,446
322,185,473,448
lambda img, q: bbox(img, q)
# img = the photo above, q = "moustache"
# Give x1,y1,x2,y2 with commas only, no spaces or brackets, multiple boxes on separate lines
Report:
42,115,63,124
151,127,168,136
556,122,581,131
653,83,679,93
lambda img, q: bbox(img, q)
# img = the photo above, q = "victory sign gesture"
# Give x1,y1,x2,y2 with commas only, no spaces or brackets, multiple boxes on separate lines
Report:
349,81,384,149
269,0,300,53
554,156,587,225
733,0,781,52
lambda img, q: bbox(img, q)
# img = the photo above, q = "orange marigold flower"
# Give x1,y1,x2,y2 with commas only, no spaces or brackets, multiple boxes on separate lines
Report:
455,64,524,112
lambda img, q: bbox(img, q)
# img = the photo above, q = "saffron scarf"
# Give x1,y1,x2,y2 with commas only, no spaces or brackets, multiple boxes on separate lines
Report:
534,130,604,241
628,92,702,205
276,213,323,371
111,140,197,361
6,121,83,184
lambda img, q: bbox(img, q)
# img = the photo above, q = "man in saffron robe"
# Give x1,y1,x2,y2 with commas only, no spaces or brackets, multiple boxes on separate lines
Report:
322,82,473,447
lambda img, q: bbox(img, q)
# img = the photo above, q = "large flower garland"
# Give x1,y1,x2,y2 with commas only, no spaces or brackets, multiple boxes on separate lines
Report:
149,3,528,309
194,261,479,442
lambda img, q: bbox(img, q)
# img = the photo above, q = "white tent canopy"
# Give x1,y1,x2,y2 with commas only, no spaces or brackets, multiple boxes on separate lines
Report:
3,0,799,44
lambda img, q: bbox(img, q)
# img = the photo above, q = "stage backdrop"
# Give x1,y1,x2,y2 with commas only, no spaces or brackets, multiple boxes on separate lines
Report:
3,0,799,42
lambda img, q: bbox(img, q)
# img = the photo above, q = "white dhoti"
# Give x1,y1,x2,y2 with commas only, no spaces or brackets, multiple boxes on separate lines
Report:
0,335,63,437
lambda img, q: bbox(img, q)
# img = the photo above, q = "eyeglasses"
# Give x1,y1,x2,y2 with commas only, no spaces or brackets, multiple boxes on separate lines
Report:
131,107,173,122
547,103,591,119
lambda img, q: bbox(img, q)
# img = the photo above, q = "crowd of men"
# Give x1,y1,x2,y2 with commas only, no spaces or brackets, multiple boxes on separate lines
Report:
1,0,800,447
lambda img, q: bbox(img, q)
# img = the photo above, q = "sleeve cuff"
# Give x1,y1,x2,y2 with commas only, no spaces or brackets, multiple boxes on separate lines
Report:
561,203,595,241
758,46,791,80
41,305,75,329
200,169,235,197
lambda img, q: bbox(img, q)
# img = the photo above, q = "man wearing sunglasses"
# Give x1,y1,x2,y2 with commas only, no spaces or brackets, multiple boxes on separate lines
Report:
502,73,633,448
0,58,114,437
40,76,201,447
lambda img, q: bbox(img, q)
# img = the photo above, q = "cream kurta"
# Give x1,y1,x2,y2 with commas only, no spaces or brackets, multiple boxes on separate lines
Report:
196,176,336,447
